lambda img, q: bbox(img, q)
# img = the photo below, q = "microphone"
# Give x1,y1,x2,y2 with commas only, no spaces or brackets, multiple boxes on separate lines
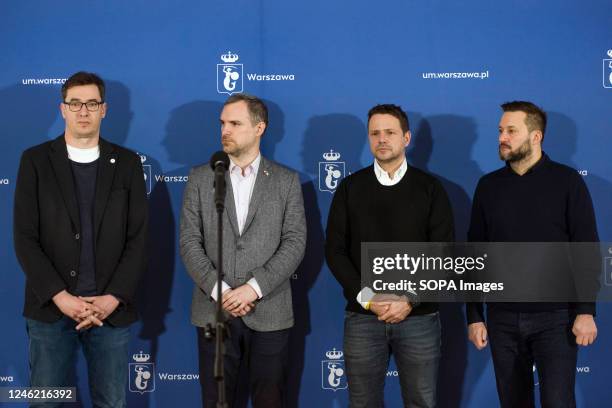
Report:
210,151,230,211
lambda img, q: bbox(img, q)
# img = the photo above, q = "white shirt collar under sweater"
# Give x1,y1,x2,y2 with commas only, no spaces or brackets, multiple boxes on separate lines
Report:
373,158,407,186
67,144,100,163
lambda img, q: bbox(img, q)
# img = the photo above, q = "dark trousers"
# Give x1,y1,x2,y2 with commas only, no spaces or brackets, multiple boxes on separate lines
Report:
488,308,578,408
197,318,290,408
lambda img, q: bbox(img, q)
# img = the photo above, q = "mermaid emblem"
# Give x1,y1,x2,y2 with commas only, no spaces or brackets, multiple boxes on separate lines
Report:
604,50,612,89
318,150,345,193
129,351,156,394
321,348,347,391
217,51,243,95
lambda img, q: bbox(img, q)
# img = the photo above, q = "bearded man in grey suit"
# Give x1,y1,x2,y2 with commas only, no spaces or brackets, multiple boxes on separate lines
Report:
180,94,306,408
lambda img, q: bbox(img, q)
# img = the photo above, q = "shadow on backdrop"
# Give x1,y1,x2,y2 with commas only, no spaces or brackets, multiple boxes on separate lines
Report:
408,113,484,408
0,83,65,397
148,100,223,407
301,113,367,181
101,80,133,147
129,154,168,408
296,114,366,406
260,98,284,160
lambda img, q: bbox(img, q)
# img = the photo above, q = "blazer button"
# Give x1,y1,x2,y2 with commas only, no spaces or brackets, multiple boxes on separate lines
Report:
75,233,80,240
69,270,77,277
237,245,244,250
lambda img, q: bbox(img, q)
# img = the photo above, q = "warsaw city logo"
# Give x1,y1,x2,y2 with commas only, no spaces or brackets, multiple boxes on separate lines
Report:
603,50,612,89
605,247,612,286
137,152,152,195
319,150,345,193
322,348,347,391
129,351,155,394
217,51,243,95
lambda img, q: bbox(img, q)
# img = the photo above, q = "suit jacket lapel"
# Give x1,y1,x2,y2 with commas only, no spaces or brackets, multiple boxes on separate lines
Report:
224,171,240,237
242,156,270,234
48,136,80,230
93,138,117,236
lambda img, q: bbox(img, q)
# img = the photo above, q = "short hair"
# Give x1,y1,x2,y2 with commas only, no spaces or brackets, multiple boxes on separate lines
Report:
367,104,410,134
501,101,547,140
224,93,268,128
61,71,105,101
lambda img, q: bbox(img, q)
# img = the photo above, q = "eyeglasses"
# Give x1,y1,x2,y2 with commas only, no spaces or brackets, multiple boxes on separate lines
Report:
63,100,104,112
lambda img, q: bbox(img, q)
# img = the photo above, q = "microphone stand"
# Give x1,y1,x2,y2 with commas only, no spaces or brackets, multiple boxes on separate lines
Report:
204,166,229,408
214,200,228,408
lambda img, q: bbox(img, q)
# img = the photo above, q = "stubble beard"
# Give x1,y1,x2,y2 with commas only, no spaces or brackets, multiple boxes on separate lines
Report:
375,148,402,165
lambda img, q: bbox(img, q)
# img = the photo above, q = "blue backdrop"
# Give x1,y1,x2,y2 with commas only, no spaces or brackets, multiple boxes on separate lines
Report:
1,1,611,406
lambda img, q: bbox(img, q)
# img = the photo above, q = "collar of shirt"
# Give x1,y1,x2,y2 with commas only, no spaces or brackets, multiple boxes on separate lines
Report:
229,153,261,178
67,144,100,163
373,158,407,186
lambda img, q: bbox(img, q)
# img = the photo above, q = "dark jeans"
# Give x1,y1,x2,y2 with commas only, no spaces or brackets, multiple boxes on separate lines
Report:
26,317,130,408
343,311,441,408
197,318,290,408
488,308,578,408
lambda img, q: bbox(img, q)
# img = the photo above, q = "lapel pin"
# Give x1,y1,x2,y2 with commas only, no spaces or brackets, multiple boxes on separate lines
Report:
110,158,116,164
263,170,269,176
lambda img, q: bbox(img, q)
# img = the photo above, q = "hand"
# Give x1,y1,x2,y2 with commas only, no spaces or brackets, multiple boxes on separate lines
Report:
222,285,258,316
233,303,254,317
79,294,120,321
368,293,393,317
377,296,412,324
52,290,103,323
75,314,104,331
572,314,597,346
468,322,488,350
369,302,390,316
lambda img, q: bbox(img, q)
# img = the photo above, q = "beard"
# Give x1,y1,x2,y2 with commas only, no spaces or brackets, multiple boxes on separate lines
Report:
499,139,532,163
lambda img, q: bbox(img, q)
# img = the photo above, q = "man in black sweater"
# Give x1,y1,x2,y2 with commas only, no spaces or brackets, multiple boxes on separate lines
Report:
326,104,454,408
467,101,598,407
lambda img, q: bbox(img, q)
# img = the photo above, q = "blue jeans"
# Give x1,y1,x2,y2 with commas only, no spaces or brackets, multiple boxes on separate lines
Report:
26,317,130,408
344,311,441,408
488,308,578,408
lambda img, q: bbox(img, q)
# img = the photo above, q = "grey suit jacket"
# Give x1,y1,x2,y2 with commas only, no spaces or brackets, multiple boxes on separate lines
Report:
180,156,306,331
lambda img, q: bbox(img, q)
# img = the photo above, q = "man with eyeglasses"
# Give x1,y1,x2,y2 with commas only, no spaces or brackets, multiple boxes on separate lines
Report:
14,71,148,407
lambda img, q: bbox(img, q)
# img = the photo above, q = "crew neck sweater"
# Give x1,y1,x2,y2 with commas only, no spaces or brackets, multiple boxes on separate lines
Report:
325,164,454,316
71,159,98,296
466,153,599,323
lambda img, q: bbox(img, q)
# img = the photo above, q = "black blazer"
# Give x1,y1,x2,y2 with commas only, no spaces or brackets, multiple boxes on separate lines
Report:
14,135,148,327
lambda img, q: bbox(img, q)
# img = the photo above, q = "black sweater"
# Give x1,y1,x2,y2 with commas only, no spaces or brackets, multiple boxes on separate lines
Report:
466,153,599,323
71,159,98,296
325,164,455,316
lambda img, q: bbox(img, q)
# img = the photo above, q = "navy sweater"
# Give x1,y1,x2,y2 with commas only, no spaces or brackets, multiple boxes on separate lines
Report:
466,153,598,323
71,159,98,296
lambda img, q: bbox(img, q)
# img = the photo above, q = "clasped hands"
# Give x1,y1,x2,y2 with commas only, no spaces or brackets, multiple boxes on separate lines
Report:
221,284,259,317
369,294,413,324
52,290,120,331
